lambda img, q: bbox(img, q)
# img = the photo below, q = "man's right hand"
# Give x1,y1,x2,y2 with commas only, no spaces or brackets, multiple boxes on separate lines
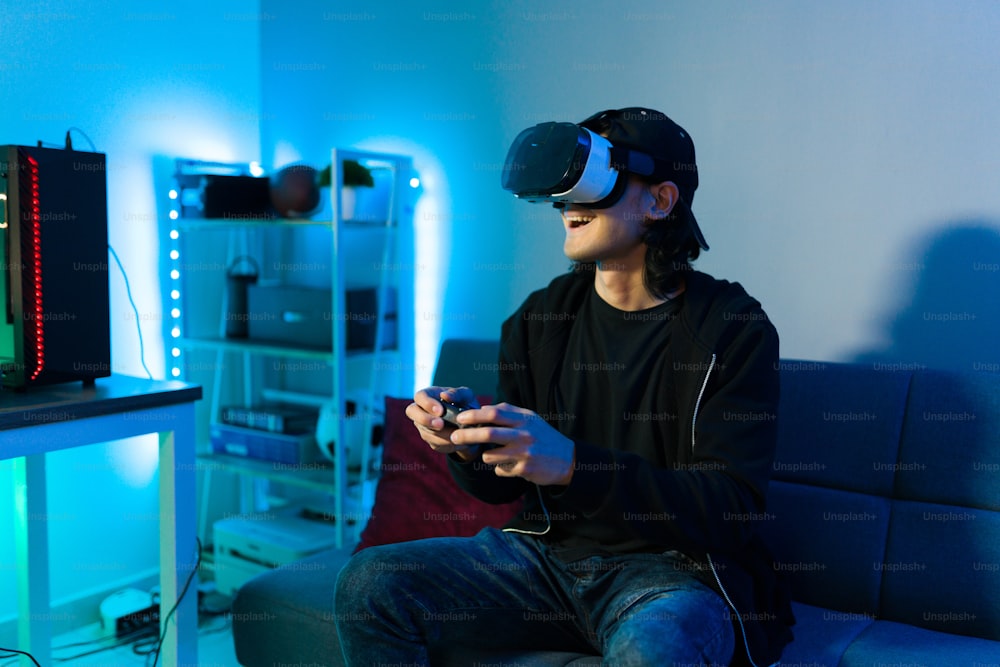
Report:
405,386,482,461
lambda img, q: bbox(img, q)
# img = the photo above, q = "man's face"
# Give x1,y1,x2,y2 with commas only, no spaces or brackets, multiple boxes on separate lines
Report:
560,176,655,269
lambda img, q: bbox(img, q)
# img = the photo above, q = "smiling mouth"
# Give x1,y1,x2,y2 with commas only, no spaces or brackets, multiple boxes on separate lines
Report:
564,215,595,229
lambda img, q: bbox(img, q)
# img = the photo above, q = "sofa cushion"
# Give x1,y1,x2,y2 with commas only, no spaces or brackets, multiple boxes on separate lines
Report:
880,499,1000,640
759,481,890,614
773,361,911,496
777,601,874,667
839,618,1000,667
895,369,1000,511
354,396,522,552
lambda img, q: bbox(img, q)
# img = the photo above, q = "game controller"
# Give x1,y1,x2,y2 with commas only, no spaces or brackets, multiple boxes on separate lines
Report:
437,397,475,427
436,397,503,453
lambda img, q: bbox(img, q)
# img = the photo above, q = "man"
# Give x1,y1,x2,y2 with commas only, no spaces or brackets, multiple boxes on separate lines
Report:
335,107,794,666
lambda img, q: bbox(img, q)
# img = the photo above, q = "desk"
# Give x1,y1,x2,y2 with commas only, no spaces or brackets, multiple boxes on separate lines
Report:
2,375,202,667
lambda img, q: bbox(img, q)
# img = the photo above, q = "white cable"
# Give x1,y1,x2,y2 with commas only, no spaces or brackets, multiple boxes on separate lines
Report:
707,552,779,667
108,244,154,380
502,484,551,536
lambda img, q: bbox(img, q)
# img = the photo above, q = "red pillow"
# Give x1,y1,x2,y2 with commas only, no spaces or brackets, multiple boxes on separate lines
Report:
354,396,522,552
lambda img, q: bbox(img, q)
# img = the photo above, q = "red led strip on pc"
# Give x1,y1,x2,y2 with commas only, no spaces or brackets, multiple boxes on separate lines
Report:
26,154,44,380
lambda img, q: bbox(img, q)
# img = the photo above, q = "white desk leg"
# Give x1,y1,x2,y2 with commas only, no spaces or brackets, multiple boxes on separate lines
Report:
159,407,199,667
13,455,51,667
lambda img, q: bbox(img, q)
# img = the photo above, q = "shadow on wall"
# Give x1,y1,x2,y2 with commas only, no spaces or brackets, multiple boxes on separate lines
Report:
852,222,1000,373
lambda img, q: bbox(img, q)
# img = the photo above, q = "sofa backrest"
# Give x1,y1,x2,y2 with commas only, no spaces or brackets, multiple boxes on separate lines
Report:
432,338,501,399
762,360,1000,641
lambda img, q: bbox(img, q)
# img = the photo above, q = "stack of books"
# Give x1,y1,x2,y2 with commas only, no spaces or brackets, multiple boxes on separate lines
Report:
210,404,322,466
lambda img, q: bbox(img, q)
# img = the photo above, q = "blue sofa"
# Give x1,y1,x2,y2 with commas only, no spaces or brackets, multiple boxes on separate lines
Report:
231,339,1000,666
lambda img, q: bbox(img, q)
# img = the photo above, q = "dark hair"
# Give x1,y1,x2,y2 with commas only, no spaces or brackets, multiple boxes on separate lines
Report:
640,200,702,298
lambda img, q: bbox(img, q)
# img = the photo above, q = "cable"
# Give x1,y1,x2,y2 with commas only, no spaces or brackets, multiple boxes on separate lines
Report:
502,484,552,536
37,127,97,152
707,553,780,667
51,625,158,662
52,622,157,652
146,537,203,667
108,244,154,380
0,647,40,667
66,126,97,152
0,550,202,667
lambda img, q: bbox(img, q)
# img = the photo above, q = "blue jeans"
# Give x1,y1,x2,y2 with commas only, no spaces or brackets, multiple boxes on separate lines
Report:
335,527,735,666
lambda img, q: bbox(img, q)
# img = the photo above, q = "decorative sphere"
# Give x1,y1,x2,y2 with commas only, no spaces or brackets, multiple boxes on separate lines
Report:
270,164,321,218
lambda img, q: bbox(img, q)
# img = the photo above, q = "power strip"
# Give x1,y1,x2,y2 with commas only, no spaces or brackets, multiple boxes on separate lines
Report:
102,585,215,639
116,603,160,638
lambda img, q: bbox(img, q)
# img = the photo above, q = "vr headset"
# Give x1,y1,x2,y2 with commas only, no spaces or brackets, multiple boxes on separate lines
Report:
501,121,669,209
500,119,709,250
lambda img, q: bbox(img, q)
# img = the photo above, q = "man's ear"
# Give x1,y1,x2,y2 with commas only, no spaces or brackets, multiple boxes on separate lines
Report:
648,181,679,219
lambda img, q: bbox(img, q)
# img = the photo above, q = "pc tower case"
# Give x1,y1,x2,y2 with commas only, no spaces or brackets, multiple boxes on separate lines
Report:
0,145,111,389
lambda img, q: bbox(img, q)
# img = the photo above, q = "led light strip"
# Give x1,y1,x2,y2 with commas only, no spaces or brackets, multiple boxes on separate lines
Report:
168,185,181,378
26,154,44,380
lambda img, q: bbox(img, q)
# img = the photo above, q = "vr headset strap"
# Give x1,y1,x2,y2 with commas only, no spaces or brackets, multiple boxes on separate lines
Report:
608,146,665,181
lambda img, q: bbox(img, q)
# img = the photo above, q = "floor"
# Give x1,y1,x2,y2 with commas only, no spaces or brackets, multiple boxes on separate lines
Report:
1,604,240,667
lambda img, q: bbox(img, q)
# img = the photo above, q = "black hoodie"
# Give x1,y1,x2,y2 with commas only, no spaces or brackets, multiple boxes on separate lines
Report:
448,268,795,666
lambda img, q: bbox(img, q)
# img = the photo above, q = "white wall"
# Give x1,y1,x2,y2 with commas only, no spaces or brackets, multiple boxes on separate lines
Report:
260,0,1000,380
619,0,1000,369
258,2,530,388
0,0,262,634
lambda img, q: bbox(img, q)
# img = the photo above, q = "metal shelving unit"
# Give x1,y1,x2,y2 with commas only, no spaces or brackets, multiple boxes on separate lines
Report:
164,148,416,550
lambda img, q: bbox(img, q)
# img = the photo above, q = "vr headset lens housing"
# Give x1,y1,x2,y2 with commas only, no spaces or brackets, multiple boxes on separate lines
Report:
501,122,622,207
501,110,710,251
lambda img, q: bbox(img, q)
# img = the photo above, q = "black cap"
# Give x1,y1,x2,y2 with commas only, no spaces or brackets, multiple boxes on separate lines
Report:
580,107,708,251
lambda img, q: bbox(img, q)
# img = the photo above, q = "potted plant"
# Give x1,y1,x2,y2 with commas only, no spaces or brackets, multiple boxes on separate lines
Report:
318,159,374,221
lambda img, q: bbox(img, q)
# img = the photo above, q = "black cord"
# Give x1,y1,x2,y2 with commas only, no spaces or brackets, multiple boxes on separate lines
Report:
148,537,203,667
0,647,40,667
2,538,202,667
108,244,155,380
38,127,97,152
50,624,158,662
66,126,97,152
1,620,175,666
52,622,157,652
2,538,207,666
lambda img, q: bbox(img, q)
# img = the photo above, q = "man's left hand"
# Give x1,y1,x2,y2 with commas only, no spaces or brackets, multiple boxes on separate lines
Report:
449,402,576,486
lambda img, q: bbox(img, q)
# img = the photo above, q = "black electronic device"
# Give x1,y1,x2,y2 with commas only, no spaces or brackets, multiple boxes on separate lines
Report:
201,175,274,220
172,158,274,220
0,145,111,389
438,397,475,428
437,396,502,454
